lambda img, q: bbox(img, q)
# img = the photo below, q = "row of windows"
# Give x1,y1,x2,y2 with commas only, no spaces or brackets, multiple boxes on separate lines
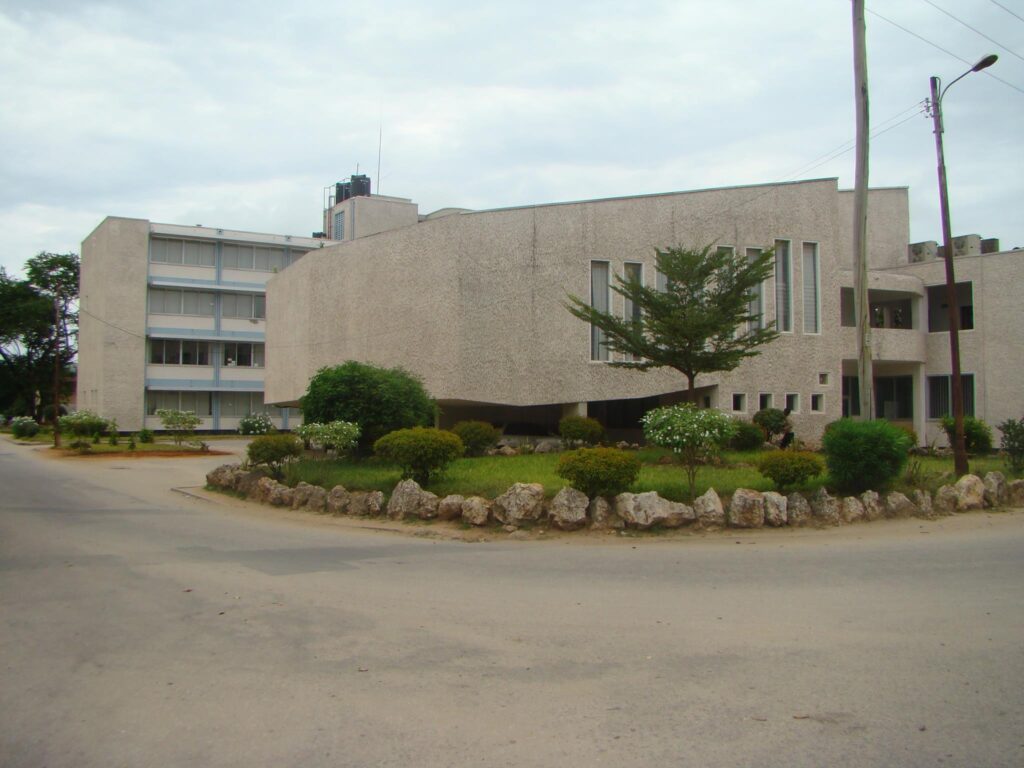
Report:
588,240,821,360
145,390,275,417
840,374,975,420
731,392,823,414
150,238,305,272
149,340,265,368
148,289,266,319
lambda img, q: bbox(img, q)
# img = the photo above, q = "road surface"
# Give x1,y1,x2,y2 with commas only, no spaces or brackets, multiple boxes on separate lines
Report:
1,439,1022,767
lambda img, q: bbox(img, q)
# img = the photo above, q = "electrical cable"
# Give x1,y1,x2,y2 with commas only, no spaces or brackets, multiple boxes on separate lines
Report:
988,0,1024,25
919,0,1024,63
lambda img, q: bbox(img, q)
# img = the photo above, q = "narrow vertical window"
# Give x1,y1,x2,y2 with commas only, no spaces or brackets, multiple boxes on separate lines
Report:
590,261,610,361
746,247,763,330
775,240,792,332
622,263,643,362
802,242,820,333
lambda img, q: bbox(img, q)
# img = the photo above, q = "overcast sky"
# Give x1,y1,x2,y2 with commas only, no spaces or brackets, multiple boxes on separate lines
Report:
1,0,1022,276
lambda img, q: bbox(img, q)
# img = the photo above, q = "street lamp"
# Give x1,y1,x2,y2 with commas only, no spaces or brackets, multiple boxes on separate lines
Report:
927,53,997,477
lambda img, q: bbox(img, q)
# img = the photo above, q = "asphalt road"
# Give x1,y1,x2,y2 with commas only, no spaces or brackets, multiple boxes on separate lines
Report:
1,439,1022,767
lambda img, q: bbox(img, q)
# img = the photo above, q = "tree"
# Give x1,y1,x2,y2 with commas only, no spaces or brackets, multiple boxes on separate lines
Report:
0,255,78,421
565,245,779,402
301,361,436,453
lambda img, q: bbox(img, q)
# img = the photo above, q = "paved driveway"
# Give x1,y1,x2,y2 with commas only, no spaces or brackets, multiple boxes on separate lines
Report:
1,439,1022,767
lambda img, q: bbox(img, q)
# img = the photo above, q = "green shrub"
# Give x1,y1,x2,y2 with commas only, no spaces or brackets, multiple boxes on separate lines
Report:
239,412,274,435
729,420,766,451
558,415,604,446
892,422,918,448
301,362,435,453
373,427,464,485
555,447,641,498
156,409,201,445
450,420,502,457
940,415,993,455
59,410,110,437
137,428,155,444
69,438,92,454
756,450,824,491
294,421,361,455
11,416,39,439
642,404,736,501
753,408,789,444
822,418,911,493
997,417,1024,476
247,434,303,478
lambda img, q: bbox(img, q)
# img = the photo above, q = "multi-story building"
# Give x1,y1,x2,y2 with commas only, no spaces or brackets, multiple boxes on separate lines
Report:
263,177,1023,446
77,217,332,432
78,177,1023,446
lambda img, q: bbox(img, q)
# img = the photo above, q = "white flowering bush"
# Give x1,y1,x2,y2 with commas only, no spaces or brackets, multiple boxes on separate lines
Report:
239,412,274,435
59,410,111,437
11,416,40,439
642,404,736,500
294,421,360,456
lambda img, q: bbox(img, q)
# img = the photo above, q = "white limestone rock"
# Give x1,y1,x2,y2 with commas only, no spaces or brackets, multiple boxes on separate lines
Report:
549,487,590,530
763,492,788,527
387,479,439,520
728,489,765,528
493,483,546,524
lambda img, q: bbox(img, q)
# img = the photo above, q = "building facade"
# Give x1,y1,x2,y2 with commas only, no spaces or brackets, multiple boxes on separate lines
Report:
79,178,1023,445
77,217,331,432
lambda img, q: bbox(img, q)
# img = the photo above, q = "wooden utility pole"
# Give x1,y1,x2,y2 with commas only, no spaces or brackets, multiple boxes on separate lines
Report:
852,0,873,420
51,295,62,448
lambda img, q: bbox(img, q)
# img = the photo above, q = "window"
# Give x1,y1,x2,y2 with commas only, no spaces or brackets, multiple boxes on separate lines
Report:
150,340,210,365
656,269,668,293
746,248,764,330
717,245,735,256
811,394,824,412
253,247,287,272
221,293,265,319
590,261,610,361
732,393,746,412
622,262,643,362
222,342,265,368
333,212,345,240
842,376,861,417
802,242,819,333
222,244,255,270
148,288,214,316
875,376,913,420
151,239,215,267
146,390,212,416
759,393,773,411
785,393,799,413
927,374,975,419
927,282,974,332
774,239,792,332
818,372,829,385
220,391,267,417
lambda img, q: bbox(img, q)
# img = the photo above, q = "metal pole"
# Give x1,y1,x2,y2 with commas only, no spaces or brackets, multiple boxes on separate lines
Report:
852,0,873,420
929,76,968,476
51,295,62,448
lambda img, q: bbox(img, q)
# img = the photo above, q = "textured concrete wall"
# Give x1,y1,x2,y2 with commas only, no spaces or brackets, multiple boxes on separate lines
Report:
837,187,910,268
78,217,150,430
267,178,893,442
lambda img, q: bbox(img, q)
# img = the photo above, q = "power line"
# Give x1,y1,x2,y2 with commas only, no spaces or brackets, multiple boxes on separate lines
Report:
920,0,1024,63
867,6,1024,95
989,0,1024,25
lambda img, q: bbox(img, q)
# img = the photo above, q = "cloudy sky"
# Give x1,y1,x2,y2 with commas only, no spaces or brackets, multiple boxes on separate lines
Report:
1,0,1021,276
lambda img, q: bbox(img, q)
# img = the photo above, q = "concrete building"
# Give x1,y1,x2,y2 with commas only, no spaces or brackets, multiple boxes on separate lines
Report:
265,177,1023,446
77,217,331,432
79,177,1023,445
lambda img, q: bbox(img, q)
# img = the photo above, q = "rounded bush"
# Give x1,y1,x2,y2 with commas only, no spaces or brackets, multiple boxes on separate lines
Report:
239,412,274,435
940,415,993,455
822,418,911,493
556,447,641,499
450,420,502,457
11,416,40,439
756,450,824,491
301,362,435,452
137,428,155,444
997,416,1024,475
729,420,765,451
558,415,604,446
59,410,110,437
247,434,303,477
753,408,789,443
374,427,464,485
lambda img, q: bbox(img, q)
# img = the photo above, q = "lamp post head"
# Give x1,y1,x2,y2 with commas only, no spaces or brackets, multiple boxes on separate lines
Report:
972,54,998,72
